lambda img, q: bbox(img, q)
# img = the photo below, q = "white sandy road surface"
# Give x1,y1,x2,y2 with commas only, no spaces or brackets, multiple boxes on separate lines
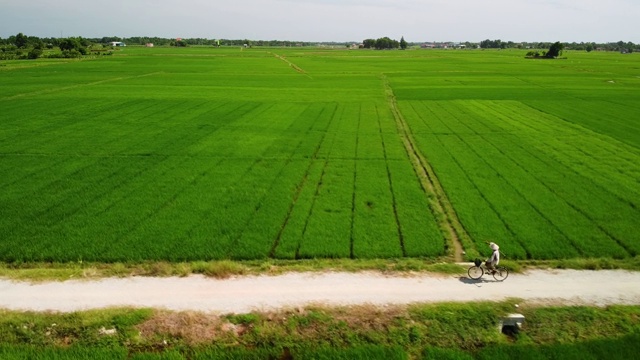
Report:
1,269,639,313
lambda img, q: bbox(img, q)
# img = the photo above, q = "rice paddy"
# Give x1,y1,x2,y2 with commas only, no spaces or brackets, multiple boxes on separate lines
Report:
1,47,638,262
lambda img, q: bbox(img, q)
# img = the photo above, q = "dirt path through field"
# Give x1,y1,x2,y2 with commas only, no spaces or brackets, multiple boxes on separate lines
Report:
382,75,467,261
1,269,639,313
270,52,311,78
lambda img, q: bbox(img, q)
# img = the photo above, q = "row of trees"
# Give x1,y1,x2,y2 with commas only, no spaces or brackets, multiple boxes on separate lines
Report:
362,37,408,50
479,39,506,49
1,33,100,59
1,33,93,49
80,37,330,48
478,38,637,52
0,34,346,49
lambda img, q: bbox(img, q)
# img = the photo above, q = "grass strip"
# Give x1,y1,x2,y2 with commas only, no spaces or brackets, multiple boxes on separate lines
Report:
1,301,639,359
2,257,640,281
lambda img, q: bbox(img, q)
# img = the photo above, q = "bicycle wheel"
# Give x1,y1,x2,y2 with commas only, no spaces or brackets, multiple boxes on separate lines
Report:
468,266,483,280
493,267,509,281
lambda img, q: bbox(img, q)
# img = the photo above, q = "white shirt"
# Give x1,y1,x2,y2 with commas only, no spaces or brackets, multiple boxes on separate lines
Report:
490,250,500,265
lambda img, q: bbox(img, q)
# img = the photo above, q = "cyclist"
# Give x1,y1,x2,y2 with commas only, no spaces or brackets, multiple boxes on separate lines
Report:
486,242,500,273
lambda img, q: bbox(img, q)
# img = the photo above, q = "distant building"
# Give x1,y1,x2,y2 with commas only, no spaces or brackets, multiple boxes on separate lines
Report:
145,43,154,47
421,42,458,49
110,42,126,47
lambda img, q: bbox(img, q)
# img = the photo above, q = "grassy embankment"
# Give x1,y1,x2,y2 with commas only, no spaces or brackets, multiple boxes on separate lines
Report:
3,257,640,282
1,301,639,359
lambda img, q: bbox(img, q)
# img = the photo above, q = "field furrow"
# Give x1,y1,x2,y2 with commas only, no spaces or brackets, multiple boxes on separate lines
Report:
401,98,640,259
438,103,629,258
466,102,640,255
270,104,337,258
403,101,527,258
297,104,355,258
352,103,404,258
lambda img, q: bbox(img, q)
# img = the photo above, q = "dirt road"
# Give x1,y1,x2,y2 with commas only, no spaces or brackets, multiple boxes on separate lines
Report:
1,269,639,313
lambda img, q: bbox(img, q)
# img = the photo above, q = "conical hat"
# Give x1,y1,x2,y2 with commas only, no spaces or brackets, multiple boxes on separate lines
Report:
490,242,499,250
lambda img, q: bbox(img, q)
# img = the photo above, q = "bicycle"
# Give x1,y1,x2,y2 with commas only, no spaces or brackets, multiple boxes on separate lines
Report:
467,259,509,281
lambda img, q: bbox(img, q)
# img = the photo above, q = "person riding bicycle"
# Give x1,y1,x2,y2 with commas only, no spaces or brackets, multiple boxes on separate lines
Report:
486,242,500,273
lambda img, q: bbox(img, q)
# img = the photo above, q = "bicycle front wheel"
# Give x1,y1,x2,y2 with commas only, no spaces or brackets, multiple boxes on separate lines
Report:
468,266,483,280
493,267,509,281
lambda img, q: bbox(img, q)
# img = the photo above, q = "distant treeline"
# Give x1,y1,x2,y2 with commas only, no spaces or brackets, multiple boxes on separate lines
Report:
478,39,637,52
0,33,355,60
1,33,638,53
0,34,346,48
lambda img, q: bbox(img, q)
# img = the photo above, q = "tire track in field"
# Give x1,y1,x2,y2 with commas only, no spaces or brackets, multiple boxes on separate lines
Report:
67,102,252,250
0,72,164,101
176,103,278,248
5,100,210,203
225,104,318,257
0,100,191,238
406,100,524,258
268,105,322,257
381,75,465,262
501,101,640,178
407,101,528,258
432,102,581,258
484,103,640,207
375,104,406,257
464,101,638,256
349,105,362,259
293,105,341,259
268,104,338,258
96,103,265,255
0,98,159,157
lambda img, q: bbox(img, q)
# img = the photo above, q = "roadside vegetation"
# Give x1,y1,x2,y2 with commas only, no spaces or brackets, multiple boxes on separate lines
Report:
0,301,639,359
0,259,465,281
2,257,640,282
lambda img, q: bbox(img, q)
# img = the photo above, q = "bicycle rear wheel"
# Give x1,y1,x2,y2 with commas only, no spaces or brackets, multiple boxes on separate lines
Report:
468,266,483,280
493,267,509,281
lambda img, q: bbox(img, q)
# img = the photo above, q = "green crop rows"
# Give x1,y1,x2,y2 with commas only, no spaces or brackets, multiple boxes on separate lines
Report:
1,47,638,262
391,50,640,259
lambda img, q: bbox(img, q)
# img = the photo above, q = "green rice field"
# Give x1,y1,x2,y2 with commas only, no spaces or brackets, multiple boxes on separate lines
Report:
1,47,638,262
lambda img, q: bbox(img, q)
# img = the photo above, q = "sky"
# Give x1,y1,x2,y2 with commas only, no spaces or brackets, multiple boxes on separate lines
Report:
1,0,638,43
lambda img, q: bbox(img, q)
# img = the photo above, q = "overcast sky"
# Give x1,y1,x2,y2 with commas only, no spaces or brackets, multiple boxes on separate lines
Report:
1,0,638,43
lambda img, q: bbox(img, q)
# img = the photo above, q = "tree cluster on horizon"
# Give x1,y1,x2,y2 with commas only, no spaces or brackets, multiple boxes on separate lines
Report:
478,38,635,53
360,36,407,50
